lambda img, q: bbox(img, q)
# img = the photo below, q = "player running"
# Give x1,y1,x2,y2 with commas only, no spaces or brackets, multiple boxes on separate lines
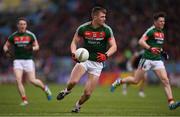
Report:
119,50,147,97
3,17,52,106
56,6,117,113
110,12,180,110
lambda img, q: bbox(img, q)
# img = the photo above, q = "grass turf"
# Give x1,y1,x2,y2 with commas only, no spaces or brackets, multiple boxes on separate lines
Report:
0,84,179,116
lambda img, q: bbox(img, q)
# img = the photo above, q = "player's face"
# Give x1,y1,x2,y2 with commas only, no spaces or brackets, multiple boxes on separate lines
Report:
17,20,27,33
154,17,165,29
94,12,106,25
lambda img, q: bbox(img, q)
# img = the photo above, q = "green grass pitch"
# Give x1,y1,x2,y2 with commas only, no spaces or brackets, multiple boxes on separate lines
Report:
0,84,179,116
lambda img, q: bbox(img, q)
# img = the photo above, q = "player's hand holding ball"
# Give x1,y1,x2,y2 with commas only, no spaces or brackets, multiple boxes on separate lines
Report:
73,48,89,62
72,53,80,63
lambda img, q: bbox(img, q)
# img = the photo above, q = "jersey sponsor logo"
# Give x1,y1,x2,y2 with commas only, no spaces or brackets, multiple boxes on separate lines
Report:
84,31,105,40
14,36,31,44
154,32,164,40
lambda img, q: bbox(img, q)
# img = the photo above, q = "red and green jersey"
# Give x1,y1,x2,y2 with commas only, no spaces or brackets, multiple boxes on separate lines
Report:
142,26,165,60
77,22,114,61
8,30,37,59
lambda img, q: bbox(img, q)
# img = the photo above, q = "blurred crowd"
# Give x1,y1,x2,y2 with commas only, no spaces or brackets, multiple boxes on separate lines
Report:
0,0,180,74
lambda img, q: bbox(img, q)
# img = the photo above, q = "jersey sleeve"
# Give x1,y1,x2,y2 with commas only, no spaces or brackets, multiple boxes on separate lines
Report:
28,33,37,44
142,29,153,40
106,26,114,41
31,33,37,41
8,35,14,44
76,25,84,37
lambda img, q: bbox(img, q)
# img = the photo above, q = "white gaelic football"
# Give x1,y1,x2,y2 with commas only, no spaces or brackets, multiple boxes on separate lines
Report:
75,48,89,62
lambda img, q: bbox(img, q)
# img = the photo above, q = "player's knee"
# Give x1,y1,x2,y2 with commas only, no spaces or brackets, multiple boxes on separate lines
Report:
29,78,36,84
15,78,22,84
161,77,170,86
133,79,140,84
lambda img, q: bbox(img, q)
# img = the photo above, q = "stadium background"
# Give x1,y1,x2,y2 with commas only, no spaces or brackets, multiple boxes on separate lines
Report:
0,0,180,116
0,0,179,86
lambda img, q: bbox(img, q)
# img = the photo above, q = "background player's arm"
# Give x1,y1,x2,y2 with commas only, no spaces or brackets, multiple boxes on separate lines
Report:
70,32,81,54
138,35,151,50
3,40,14,58
139,35,160,54
105,37,117,57
3,41,11,53
32,39,39,51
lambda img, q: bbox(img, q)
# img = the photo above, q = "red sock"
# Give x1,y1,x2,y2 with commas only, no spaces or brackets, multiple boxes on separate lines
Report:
168,98,174,104
22,96,27,101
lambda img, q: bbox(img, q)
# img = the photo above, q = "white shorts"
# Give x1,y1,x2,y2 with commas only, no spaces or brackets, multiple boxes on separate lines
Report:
138,58,165,71
13,59,35,72
80,60,103,77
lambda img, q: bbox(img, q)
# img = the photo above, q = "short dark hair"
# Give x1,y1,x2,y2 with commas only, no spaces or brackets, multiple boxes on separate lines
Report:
17,17,28,24
153,12,166,21
91,6,107,17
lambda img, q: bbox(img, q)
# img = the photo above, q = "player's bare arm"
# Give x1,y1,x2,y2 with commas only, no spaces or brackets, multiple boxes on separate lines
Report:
3,40,13,58
105,37,117,57
32,39,39,51
70,32,82,62
138,35,150,50
3,40,11,53
139,35,160,54
70,32,81,54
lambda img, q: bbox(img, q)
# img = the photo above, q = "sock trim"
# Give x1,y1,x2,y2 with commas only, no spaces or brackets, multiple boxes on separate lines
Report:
168,98,174,103
22,96,27,101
